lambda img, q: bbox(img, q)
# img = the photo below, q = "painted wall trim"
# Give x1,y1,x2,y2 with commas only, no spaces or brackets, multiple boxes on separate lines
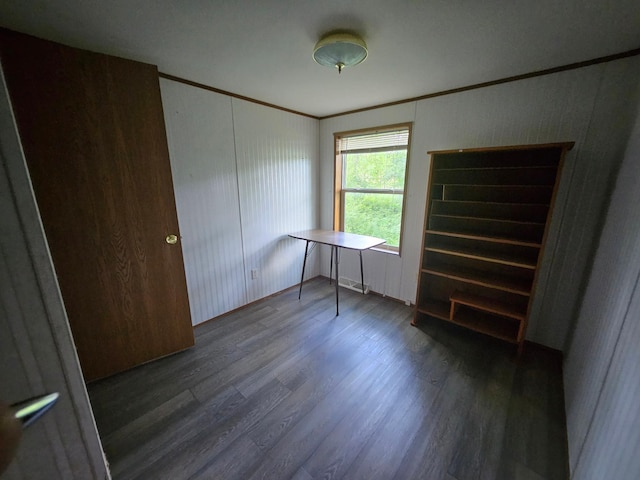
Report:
159,72,319,120
319,47,640,119
160,48,640,120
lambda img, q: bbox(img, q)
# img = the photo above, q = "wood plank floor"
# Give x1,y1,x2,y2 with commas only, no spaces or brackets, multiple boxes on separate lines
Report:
88,277,568,480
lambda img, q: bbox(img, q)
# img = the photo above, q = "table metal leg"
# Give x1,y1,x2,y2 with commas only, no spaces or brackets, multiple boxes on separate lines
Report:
329,246,333,284
359,250,365,294
298,240,310,300
334,246,339,316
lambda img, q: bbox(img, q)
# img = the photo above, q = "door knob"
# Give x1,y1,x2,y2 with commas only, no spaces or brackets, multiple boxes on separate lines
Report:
165,234,178,245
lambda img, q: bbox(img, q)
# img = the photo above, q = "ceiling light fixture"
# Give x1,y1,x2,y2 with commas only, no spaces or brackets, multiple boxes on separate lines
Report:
313,32,368,74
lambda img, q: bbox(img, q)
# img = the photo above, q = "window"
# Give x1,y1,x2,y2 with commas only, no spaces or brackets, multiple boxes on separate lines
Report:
334,123,412,253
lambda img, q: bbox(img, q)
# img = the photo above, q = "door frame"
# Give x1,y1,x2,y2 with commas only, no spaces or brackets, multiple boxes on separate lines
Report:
0,67,109,478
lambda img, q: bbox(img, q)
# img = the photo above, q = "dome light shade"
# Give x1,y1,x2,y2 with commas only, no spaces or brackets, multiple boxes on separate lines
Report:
313,32,368,74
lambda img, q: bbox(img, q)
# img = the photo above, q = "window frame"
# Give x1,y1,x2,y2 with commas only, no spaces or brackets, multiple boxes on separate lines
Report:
333,122,413,255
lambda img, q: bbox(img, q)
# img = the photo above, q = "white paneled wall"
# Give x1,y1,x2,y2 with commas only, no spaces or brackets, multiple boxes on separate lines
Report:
564,100,640,479
161,80,319,325
232,99,319,303
319,57,640,349
533,60,640,350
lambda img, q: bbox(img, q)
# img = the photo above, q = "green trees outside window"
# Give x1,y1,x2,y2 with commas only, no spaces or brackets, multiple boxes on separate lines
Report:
342,150,407,248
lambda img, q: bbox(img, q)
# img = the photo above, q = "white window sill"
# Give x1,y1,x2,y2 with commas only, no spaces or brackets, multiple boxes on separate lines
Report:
370,246,400,256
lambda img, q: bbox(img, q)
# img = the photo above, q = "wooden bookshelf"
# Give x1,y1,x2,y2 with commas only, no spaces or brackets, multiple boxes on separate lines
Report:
412,142,574,353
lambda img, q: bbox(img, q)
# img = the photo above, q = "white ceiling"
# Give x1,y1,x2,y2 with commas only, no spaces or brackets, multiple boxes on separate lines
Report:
1,1,639,117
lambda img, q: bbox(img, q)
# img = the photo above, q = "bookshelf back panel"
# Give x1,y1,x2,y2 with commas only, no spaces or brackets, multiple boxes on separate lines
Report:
424,233,540,267
432,147,563,170
430,200,549,223
442,185,554,204
432,166,557,186
423,251,535,289
428,215,545,243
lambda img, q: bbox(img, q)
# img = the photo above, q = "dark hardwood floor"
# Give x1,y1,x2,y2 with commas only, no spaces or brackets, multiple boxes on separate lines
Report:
88,277,568,480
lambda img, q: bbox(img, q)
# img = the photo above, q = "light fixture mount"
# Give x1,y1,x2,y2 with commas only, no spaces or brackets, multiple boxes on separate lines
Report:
313,32,368,74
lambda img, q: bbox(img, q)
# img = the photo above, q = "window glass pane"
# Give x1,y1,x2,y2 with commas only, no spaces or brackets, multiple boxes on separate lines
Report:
343,150,407,190
344,192,403,247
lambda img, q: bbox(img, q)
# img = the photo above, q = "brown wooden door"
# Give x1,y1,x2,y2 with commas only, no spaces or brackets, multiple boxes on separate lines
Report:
0,30,194,381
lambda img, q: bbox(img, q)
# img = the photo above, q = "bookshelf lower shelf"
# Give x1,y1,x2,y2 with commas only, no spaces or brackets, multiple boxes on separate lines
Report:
414,299,520,344
415,300,450,322
449,290,525,321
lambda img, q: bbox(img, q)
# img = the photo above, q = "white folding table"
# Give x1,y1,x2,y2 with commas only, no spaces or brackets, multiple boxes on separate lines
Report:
289,229,385,315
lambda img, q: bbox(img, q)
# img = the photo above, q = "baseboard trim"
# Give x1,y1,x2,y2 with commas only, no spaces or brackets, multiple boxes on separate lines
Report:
193,275,322,329
524,340,564,360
